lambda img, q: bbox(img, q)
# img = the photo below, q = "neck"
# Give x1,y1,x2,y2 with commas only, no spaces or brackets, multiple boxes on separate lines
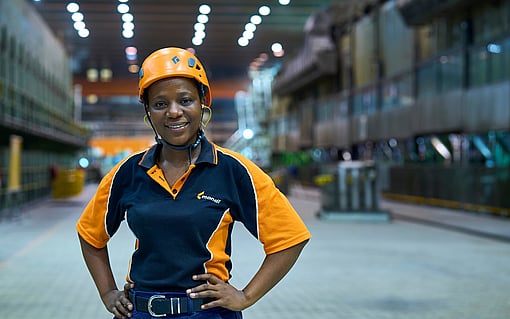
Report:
159,141,201,167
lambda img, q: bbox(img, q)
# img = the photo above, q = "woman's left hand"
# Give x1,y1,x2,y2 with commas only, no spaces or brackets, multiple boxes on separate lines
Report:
186,273,249,311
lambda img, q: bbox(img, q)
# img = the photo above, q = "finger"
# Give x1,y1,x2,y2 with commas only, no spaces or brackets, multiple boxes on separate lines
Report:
123,282,135,298
111,306,128,319
203,273,223,284
191,273,212,281
201,298,222,310
192,273,224,285
187,282,214,294
115,298,133,316
120,295,134,311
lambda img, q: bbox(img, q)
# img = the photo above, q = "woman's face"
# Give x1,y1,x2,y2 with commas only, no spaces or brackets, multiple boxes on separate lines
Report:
146,77,202,147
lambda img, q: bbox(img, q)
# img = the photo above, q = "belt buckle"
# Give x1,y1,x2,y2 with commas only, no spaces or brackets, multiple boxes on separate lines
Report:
147,294,167,317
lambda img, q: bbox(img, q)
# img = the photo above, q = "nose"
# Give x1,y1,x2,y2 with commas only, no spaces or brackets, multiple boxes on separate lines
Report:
166,102,183,118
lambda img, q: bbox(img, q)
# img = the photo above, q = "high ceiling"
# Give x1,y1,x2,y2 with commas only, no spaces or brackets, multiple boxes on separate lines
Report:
30,0,337,83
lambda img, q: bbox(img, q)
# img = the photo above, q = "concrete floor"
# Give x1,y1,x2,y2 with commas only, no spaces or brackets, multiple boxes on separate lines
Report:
0,183,509,319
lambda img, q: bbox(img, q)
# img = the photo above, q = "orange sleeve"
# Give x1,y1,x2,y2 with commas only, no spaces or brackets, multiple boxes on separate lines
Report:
76,167,116,248
254,170,311,254
227,151,311,255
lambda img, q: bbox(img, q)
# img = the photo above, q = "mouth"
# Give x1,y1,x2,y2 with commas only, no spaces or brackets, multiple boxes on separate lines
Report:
165,122,189,130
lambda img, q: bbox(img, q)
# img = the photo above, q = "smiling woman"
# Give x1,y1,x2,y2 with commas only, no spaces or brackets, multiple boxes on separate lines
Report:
76,47,311,319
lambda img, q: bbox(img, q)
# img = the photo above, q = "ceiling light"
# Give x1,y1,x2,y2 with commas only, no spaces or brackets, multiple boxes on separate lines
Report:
122,13,134,22
128,64,139,73
238,37,249,47
274,49,285,57
195,30,206,39
86,68,98,82
123,22,134,31
125,46,137,60
250,15,262,25
279,0,291,5
71,12,84,22
66,2,79,13
191,6,211,46
243,30,254,40
199,4,211,15
78,28,89,38
125,46,137,55
243,129,254,139
86,95,98,104
73,21,86,30
117,4,130,14
259,6,271,16
245,23,256,32
122,29,134,38
100,68,113,82
197,14,209,24
194,23,205,31
271,42,283,53
192,37,204,46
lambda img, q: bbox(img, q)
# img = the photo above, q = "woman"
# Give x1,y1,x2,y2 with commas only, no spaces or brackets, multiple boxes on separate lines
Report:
77,47,311,319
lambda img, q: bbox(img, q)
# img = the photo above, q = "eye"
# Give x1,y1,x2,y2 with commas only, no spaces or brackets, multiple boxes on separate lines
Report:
180,97,194,106
151,101,167,110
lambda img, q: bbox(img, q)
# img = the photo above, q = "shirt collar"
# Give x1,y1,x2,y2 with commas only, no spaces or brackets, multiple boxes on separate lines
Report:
139,136,218,169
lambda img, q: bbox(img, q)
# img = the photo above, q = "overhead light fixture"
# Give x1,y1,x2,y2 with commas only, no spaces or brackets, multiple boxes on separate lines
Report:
237,8,269,47
66,3,79,13
122,13,134,22
117,4,130,14
122,29,134,38
199,4,211,15
194,23,205,31
73,21,85,31
243,30,254,40
66,3,89,38
100,68,112,82
125,46,137,60
78,29,90,38
243,129,254,139
191,4,211,46
238,37,249,47
86,94,98,104
250,15,262,25
128,64,139,73
86,68,98,82
272,42,284,57
117,1,135,38
259,6,271,16
197,14,209,24
71,12,84,22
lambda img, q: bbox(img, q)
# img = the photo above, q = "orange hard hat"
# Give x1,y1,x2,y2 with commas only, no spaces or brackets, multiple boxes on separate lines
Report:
138,47,211,106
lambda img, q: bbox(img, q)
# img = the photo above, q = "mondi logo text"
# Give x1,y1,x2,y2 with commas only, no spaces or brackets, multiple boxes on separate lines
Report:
197,191,222,204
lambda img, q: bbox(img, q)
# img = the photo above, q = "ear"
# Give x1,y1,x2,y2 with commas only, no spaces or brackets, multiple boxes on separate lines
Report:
201,105,212,128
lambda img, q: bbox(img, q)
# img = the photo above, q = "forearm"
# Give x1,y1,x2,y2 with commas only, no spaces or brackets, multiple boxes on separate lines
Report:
242,240,308,307
78,234,118,299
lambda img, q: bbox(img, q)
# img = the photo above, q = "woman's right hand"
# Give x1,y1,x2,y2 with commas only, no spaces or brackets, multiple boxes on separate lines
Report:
102,283,135,319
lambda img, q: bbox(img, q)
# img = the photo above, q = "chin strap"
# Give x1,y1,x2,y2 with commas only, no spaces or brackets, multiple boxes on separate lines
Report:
143,107,203,164
156,129,203,151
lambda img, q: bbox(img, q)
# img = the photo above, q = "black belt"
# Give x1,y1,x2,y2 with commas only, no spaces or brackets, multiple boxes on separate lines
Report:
129,291,205,317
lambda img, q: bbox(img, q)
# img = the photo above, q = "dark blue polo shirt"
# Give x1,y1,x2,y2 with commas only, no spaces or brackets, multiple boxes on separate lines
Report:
77,137,311,292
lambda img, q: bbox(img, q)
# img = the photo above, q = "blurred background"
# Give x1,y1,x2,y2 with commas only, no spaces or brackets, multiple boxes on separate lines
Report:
0,0,509,217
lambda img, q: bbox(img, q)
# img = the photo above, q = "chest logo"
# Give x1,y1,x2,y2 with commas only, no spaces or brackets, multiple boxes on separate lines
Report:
197,191,222,204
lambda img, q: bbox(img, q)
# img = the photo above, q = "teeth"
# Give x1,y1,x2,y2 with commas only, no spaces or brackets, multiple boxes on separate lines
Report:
168,123,187,129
